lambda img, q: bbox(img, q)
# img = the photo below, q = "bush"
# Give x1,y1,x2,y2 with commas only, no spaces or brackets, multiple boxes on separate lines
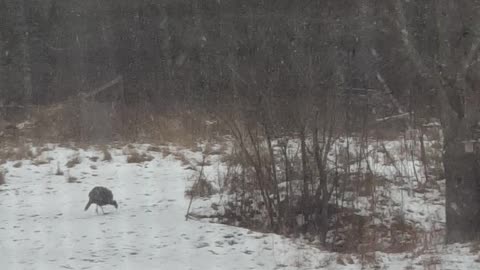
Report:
186,177,217,198
147,145,162,152
32,157,49,166
172,152,191,166
127,151,154,163
67,176,78,183
66,155,81,168
55,162,64,176
0,171,5,185
102,149,112,162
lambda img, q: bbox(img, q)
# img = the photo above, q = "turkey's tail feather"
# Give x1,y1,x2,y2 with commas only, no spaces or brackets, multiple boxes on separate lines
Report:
84,200,92,211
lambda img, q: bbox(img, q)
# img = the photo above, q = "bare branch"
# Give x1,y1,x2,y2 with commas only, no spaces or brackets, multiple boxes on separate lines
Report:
375,112,410,123
460,35,480,77
375,72,405,114
393,0,431,78
80,76,123,100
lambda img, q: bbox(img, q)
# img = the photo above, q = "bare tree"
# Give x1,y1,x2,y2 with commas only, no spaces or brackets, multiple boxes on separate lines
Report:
382,0,480,242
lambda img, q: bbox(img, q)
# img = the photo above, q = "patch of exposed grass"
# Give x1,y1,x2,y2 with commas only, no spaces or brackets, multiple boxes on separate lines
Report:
185,177,217,198
13,161,22,168
127,151,154,163
0,170,5,185
32,158,49,166
0,145,35,161
66,155,81,168
147,145,162,152
102,149,112,162
67,176,78,183
55,162,64,176
161,147,172,158
172,151,191,167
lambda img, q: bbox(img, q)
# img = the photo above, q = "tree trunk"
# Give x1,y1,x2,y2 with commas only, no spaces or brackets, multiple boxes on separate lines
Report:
439,79,480,243
300,127,309,200
19,0,33,107
419,127,430,185
444,139,480,242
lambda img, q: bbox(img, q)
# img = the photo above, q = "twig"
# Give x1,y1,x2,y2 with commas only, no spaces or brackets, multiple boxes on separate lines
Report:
185,154,207,221
79,75,123,100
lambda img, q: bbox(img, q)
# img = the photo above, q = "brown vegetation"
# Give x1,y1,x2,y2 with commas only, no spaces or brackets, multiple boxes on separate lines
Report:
0,170,5,185
66,155,81,168
126,150,154,164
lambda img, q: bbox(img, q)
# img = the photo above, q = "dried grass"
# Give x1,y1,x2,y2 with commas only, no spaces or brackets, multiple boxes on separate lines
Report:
55,162,64,176
102,149,112,162
67,176,78,183
147,145,162,152
172,152,191,167
0,145,35,161
13,161,22,168
32,158,49,166
185,177,217,198
66,155,81,168
0,170,5,185
126,150,154,163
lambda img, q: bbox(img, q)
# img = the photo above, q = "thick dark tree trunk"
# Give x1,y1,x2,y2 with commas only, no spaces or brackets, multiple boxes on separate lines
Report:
439,80,480,243
387,0,480,243
444,139,480,243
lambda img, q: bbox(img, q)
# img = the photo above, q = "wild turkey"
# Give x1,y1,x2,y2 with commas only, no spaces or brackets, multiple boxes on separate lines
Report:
84,186,118,214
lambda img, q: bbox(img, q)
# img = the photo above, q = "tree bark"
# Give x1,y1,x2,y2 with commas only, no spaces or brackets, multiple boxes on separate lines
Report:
444,139,480,242
390,0,480,243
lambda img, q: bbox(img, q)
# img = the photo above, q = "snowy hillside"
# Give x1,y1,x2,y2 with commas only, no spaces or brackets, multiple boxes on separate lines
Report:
0,144,479,269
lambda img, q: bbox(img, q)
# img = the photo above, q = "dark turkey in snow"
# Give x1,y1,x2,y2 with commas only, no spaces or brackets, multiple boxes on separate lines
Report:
84,186,118,214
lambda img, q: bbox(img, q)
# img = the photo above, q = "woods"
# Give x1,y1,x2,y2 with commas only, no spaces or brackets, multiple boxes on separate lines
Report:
2,0,480,246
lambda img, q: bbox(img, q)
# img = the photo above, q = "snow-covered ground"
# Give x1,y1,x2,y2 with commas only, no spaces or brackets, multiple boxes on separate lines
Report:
0,144,478,269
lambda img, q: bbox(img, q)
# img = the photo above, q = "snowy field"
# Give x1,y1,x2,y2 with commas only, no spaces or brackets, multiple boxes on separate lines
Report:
0,144,479,270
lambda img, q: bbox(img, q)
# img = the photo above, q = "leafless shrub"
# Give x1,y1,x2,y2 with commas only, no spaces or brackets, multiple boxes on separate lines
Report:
470,241,480,253
161,147,172,157
220,148,244,166
336,256,346,266
55,162,64,176
126,144,135,149
204,143,228,156
185,177,217,198
13,161,22,168
67,176,78,183
127,150,154,163
191,145,203,152
172,152,191,166
66,155,81,168
387,215,419,253
197,159,211,167
3,145,35,161
0,170,5,185
37,146,52,156
102,149,112,162
32,158,49,166
359,252,379,269
147,145,162,152
420,256,441,270
64,170,78,183
414,225,444,256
